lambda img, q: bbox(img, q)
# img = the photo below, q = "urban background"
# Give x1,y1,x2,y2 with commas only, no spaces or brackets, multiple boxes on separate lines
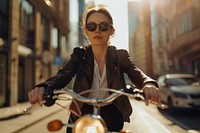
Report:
0,0,200,109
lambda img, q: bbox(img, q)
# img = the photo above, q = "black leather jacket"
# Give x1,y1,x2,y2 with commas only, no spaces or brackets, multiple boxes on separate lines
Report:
37,45,157,122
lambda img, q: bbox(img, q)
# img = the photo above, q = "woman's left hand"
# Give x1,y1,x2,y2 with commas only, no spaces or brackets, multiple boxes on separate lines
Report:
142,84,160,106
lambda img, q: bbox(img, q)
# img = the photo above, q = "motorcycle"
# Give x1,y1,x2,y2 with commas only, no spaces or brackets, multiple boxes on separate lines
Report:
24,85,168,133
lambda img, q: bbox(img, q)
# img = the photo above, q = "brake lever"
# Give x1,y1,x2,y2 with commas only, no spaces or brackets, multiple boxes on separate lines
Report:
23,101,45,114
132,89,168,109
23,93,59,114
23,89,59,113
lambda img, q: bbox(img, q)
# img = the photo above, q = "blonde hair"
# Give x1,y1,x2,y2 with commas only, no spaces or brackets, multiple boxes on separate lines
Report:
82,4,113,27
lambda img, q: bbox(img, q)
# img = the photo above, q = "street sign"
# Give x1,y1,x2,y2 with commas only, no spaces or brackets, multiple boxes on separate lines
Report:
53,56,62,66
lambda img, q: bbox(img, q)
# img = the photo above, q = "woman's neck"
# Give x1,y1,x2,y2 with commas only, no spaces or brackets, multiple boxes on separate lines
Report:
92,45,107,60
92,45,107,76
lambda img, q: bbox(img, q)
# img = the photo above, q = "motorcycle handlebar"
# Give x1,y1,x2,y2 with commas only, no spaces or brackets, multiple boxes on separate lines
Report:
24,86,167,114
44,88,144,107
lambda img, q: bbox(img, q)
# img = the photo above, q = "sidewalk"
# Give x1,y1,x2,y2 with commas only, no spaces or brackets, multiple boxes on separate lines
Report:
0,101,71,133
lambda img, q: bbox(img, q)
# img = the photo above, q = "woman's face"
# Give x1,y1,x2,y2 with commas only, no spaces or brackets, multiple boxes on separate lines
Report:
85,12,114,47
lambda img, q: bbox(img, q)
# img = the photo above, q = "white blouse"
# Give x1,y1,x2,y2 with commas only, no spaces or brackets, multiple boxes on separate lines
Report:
89,58,109,98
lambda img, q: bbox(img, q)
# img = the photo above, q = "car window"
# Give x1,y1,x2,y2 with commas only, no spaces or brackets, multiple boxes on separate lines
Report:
168,77,198,86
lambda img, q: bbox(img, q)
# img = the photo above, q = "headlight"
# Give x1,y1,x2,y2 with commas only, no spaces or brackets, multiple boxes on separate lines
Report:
173,92,187,98
73,114,107,133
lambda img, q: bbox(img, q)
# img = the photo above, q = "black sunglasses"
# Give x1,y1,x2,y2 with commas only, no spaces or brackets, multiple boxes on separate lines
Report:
86,22,111,32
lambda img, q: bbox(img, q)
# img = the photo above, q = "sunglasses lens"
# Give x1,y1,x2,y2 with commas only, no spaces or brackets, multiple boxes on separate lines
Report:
86,22,97,31
99,22,110,31
86,22,110,32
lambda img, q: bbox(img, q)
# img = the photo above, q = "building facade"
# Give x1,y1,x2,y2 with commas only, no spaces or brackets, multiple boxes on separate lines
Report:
128,1,153,77
128,0,200,78
154,0,200,77
0,0,70,107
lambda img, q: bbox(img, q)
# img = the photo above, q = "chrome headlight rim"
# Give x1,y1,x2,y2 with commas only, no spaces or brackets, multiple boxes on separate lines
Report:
73,114,107,133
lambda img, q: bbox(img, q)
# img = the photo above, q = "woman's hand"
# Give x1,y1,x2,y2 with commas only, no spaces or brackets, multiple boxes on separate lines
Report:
28,87,45,105
142,84,160,106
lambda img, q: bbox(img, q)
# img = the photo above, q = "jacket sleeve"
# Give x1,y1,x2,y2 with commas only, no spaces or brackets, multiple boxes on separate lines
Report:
119,50,158,89
35,47,84,90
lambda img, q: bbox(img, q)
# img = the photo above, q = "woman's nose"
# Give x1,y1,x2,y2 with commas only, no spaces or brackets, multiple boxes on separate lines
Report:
95,26,100,33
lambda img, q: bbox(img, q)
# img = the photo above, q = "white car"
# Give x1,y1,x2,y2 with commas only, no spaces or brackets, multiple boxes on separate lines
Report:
157,74,200,110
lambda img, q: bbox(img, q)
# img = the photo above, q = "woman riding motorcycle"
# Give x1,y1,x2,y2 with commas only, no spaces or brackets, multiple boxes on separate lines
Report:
28,4,160,132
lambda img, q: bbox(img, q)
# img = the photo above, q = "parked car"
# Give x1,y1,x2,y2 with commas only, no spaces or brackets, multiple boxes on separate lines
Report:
157,74,200,111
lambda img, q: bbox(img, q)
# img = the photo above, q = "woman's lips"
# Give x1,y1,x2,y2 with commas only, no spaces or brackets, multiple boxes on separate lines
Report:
93,36,103,39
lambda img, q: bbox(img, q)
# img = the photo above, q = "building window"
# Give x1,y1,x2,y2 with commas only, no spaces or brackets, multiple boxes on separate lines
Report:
19,0,34,48
52,27,60,55
19,0,34,30
0,0,8,40
52,27,58,49
41,16,50,50
61,35,67,52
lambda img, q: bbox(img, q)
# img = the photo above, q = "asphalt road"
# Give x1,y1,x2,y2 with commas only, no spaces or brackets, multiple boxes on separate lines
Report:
128,99,200,133
3,99,199,133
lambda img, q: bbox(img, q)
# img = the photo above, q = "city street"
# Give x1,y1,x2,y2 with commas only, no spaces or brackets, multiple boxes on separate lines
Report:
1,99,199,133
1,1,200,133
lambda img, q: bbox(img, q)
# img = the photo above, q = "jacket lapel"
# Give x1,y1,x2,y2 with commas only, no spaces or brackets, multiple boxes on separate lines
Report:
84,46,94,89
106,46,118,88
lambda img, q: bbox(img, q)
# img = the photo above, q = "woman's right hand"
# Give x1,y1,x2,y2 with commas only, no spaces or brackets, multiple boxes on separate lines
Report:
28,87,45,105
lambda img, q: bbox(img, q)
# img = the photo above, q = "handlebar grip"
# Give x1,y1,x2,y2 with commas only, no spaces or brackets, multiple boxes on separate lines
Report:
44,88,56,107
